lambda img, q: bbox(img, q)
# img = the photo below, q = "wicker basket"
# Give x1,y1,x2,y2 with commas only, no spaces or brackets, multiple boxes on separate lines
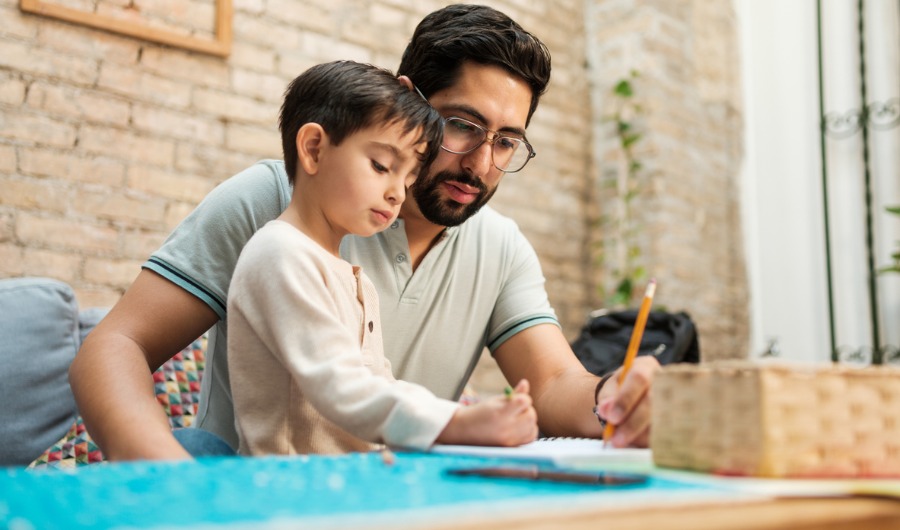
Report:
650,361,900,478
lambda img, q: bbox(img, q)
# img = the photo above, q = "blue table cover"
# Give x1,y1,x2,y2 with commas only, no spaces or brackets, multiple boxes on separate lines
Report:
1,452,733,529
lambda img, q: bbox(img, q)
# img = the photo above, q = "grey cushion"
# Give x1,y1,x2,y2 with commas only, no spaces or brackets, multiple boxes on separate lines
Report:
78,306,110,345
0,278,80,466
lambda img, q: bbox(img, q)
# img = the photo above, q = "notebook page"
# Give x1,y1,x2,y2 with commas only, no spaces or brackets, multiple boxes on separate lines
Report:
430,438,652,468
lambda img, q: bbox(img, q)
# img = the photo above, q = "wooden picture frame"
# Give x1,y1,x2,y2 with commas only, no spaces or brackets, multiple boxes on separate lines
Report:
20,0,232,57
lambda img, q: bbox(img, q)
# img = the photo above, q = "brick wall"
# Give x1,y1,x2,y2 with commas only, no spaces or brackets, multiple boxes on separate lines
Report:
0,0,747,394
585,0,749,361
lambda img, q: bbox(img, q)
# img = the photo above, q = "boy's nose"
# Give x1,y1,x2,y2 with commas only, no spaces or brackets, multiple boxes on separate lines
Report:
386,180,405,205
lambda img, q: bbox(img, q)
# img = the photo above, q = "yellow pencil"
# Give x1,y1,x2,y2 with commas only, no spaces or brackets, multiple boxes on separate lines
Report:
602,279,657,445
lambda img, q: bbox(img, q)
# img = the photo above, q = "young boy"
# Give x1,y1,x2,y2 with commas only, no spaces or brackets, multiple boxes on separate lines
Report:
227,61,538,455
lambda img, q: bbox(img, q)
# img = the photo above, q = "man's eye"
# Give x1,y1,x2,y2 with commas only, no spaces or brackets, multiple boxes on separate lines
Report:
372,160,388,172
448,120,477,133
496,137,519,151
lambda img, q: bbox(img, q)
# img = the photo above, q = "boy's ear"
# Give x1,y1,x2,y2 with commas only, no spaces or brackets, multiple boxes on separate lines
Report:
296,123,327,175
397,75,414,91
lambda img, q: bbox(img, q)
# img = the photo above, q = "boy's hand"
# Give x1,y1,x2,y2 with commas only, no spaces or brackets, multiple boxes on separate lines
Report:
435,379,538,447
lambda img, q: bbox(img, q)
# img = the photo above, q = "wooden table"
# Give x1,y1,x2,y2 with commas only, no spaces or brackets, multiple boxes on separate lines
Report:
438,496,900,530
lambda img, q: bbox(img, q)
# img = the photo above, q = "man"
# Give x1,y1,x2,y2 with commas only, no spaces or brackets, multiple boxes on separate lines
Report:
69,4,659,461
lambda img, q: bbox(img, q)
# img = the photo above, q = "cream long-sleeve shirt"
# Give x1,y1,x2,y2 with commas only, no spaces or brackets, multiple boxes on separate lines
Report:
227,220,459,456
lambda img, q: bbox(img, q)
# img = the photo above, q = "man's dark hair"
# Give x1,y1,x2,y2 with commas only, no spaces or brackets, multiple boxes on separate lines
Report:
398,4,551,126
279,60,444,184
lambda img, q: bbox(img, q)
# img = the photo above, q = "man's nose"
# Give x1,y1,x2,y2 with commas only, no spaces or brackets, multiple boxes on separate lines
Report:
461,141,494,178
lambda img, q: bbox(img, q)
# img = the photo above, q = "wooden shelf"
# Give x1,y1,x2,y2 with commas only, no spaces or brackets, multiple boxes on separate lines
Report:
20,0,232,57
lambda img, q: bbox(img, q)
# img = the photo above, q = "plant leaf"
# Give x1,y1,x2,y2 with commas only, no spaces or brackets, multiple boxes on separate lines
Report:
615,277,633,298
633,266,647,280
614,80,634,98
622,133,642,148
611,291,631,307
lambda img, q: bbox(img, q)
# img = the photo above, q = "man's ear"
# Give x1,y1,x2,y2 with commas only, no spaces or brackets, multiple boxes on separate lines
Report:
296,123,327,175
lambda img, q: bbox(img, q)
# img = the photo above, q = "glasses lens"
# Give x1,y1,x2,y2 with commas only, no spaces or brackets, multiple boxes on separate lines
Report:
442,118,484,153
492,137,531,172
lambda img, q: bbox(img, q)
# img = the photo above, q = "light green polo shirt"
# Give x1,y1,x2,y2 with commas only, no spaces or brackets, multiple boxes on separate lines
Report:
144,160,558,449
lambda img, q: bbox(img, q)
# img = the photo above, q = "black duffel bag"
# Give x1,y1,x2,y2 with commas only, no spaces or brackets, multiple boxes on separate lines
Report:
570,309,700,376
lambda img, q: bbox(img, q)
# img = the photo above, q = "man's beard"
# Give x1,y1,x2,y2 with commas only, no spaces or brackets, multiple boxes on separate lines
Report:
410,169,497,227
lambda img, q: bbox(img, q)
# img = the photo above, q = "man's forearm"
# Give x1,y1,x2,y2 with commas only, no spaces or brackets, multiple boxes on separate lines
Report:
532,368,606,438
69,335,191,461
69,269,221,460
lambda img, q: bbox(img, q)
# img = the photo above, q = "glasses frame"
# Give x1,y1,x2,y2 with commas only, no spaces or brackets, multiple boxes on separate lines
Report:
411,85,537,173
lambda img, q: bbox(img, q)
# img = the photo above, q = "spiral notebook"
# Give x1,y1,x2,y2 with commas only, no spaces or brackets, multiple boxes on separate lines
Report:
429,438,652,468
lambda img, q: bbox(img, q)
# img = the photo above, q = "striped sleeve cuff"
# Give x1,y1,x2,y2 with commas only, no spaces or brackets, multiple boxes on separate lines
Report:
488,315,560,352
143,258,227,320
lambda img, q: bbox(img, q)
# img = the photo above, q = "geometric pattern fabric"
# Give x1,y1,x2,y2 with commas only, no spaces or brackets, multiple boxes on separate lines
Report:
28,336,206,470
27,416,103,469
153,339,205,429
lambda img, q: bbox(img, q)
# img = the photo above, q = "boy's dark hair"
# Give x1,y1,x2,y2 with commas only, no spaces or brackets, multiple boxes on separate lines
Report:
398,4,551,126
280,61,444,185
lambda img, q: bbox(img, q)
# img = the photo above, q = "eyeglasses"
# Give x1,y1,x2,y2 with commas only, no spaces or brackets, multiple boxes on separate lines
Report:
411,84,536,173
441,117,536,173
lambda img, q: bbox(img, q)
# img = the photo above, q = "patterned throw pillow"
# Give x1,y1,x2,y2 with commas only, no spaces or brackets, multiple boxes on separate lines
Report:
28,337,206,470
27,416,104,469
154,337,206,429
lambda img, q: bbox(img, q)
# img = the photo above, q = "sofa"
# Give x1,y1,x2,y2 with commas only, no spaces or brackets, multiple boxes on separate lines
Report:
0,277,204,468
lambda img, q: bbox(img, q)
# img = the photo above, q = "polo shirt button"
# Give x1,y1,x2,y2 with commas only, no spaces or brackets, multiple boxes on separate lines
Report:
390,221,399,229
395,254,406,263
368,321,374,332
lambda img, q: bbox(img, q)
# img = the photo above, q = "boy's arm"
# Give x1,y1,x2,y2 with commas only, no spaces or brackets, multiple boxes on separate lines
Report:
492,323,658,447
69,270,219,461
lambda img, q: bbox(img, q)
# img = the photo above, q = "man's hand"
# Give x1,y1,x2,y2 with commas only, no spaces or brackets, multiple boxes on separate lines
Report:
594,356,660,448
436,379,538,447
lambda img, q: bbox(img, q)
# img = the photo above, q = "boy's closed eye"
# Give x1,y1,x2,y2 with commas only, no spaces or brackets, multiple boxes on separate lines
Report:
371,159,389,173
